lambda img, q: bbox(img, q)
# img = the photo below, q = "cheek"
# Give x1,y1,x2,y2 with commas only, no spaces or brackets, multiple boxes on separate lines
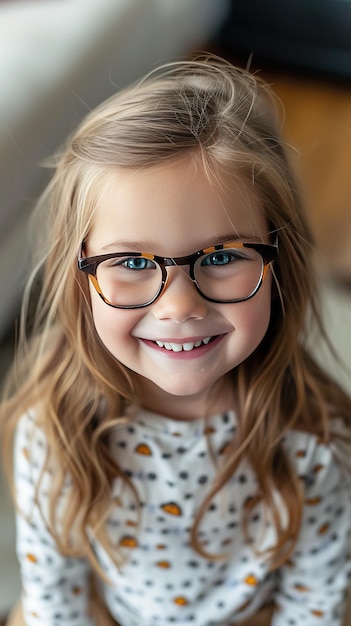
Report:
89,289,139,354
231,280,272,345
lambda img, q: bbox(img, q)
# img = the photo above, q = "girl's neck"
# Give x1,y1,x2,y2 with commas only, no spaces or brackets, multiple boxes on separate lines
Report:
134,372,235,421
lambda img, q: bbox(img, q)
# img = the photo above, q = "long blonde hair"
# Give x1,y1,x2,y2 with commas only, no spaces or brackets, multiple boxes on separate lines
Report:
1,53,350,574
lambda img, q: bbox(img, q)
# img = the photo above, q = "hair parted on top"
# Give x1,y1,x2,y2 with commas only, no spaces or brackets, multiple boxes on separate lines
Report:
1,53,350,575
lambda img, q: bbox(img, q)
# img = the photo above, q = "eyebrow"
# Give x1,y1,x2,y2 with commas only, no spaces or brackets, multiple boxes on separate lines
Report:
100,233,265,253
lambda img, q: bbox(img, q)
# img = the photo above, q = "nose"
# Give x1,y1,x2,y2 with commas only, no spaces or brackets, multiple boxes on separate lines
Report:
151,266,208,322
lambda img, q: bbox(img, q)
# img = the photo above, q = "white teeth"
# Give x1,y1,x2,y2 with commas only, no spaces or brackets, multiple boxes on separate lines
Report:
155,337,212,352
183,342,196,351
169,343,183,352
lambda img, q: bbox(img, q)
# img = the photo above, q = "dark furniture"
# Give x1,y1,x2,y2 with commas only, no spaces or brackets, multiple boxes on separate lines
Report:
216,0,351,79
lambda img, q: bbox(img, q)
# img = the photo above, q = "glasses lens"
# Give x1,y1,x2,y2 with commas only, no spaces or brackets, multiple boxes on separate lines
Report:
96,255,162,306
194,246,264,302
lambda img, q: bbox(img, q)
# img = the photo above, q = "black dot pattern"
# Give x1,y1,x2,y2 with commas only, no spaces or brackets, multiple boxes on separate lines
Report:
14,410,351,625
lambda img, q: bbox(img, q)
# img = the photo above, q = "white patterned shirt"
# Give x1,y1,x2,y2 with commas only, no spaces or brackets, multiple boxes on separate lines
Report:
14,409,351,625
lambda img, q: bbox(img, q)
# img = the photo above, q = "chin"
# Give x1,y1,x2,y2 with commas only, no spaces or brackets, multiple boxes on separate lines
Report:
157,381,208,398
147,372,225,400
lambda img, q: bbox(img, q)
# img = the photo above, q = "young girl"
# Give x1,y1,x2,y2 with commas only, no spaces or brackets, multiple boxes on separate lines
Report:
2,54,351,626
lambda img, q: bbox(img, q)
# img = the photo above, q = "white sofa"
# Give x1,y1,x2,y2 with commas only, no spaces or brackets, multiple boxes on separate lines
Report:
0,0,228,338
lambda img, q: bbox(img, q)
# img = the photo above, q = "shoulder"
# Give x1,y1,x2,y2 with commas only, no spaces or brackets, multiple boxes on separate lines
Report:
14,409,49,474
284,423,351,496
14,410,65,517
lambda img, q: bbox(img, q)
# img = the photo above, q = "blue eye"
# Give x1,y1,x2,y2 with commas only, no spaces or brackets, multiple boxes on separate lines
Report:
202,251,239,266
122,257,155,270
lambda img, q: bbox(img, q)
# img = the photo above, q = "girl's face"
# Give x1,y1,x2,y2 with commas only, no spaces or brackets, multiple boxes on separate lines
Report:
86,156,273,419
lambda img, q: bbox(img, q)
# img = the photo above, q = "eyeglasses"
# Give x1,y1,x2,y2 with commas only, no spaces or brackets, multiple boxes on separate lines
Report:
78,238,278,309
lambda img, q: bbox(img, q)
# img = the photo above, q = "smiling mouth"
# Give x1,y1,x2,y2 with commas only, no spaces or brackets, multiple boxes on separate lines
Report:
153,336,215,352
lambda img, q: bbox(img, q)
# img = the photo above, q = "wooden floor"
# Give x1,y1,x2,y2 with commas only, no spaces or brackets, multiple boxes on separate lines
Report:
265,70,351,281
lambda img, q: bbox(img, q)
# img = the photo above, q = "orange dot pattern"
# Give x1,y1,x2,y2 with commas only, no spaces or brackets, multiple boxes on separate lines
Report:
14,410,351,624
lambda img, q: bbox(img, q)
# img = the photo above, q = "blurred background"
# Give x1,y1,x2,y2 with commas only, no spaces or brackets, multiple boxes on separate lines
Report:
0,0,350,620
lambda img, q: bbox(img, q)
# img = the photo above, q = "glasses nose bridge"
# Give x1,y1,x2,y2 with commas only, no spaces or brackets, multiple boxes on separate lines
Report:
162,254,197,283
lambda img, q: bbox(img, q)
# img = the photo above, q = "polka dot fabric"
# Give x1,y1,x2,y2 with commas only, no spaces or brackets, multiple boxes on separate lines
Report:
14,410,351,625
